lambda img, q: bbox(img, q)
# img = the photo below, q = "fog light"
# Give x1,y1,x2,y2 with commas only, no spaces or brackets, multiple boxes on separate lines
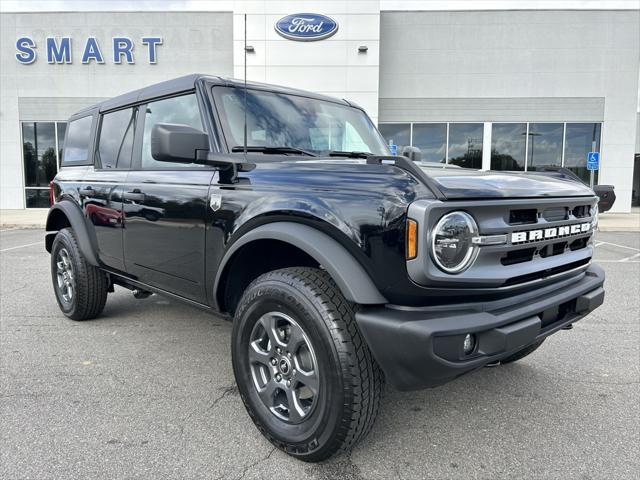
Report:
463,334,476,354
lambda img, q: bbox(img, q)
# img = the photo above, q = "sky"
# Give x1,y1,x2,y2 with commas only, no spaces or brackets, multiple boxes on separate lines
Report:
1,0,639,12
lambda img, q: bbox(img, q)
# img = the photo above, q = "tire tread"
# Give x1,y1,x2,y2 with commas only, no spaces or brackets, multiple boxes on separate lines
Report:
234,267,384,461
52,228,108,321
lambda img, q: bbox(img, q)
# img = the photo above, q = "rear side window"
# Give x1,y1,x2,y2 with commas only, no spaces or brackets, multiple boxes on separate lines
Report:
61,115,93,165
141,94,204,169
96,108,136,169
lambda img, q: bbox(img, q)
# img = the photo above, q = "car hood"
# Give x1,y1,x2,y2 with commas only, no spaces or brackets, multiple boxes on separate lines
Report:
275,157,594,200
417,165,594,199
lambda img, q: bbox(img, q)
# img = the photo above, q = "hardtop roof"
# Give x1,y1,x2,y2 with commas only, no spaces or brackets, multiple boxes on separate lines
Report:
71,74,351,119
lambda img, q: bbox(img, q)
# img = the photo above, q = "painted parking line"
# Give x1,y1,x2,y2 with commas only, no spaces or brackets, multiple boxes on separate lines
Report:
0,241,42,253
618,252,640,262
595,241,640,252
596,260,640,263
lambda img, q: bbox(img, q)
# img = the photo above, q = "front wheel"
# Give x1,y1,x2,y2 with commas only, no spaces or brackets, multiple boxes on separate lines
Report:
231,267,384,462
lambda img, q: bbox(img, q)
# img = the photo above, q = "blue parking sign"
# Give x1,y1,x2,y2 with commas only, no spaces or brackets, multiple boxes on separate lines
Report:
587,152,599,171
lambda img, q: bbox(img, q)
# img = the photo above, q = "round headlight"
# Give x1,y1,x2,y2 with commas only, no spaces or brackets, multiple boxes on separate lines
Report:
431,211,479,273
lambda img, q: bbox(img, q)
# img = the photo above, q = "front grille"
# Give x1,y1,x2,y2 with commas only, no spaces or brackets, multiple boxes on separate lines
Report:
407,196,598,290
509,209,537,225
504,258,590,287
542,206,568,222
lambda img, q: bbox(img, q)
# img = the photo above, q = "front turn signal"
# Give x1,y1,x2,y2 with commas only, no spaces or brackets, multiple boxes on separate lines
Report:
406,219,418,260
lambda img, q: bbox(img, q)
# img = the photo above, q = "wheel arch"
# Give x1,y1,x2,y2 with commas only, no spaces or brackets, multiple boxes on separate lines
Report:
214,222,388,314
45,201,100,266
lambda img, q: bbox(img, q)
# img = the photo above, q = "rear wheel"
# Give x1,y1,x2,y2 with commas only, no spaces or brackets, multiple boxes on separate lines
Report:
232,267,384,462
51,227,108,320
501,339,546,364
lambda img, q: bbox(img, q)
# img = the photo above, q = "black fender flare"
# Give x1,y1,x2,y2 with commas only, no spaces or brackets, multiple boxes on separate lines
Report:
45,201,100,266
214,222,388,306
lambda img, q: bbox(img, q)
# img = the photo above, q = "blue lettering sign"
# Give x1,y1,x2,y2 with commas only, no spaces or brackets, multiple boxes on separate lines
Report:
275,13,339,41
587,151,600,171
82,37,104,64
142,37,162,64
113,37,134,64
46,37,72,63
16,36,161,64
15,37,36,64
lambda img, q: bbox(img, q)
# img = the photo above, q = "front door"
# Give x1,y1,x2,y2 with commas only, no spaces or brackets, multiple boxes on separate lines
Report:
123,93,214,303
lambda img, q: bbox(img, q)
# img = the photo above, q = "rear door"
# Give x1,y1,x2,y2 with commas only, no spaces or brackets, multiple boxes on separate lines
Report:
123,93,215,303
79,107,136,271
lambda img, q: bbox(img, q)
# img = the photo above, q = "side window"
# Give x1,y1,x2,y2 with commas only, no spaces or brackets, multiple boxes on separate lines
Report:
61,115,93,165
96,108,136,169
141,94,204,169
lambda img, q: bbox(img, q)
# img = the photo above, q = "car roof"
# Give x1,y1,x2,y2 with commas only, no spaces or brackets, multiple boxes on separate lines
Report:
71,74,351,118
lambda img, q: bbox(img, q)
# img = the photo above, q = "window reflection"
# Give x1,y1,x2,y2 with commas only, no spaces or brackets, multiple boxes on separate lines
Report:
22,120,66,208
491,123,526,171
62,116,93,164
97,108,136,169
141,94,204,169
378,123,410,154
564,123,600,184
25,189,51,208
412,123,446,163
56,123,67,162
526,123,563,171
22,122,57,187
448,123,483,168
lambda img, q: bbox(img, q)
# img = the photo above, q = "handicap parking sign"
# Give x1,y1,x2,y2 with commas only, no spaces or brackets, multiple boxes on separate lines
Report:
587,152,599,171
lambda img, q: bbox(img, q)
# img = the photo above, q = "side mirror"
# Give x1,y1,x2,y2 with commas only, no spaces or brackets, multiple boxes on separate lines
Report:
151,123,209,163
401,145,422,162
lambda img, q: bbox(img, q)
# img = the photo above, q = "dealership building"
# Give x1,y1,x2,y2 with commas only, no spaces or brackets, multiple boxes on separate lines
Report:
1,1,638,212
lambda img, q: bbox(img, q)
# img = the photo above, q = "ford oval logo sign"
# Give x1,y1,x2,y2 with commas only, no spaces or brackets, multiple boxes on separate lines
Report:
275,13,338,41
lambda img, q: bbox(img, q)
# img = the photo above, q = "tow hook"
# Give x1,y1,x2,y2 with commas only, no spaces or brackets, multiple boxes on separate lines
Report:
132,289,153,299
561,324,574,330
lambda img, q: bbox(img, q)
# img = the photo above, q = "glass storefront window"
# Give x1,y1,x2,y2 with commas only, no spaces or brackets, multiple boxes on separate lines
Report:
22,121,66,208
491,123,526,171
526,123,563,171
564,123,601,184
448,123,483,168
22,122,56,187
412,123,446,163
376,120,602,177
25,189,51,208
378,123,410,154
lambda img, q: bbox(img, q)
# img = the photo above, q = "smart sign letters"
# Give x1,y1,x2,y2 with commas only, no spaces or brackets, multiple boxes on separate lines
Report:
15,36,163,64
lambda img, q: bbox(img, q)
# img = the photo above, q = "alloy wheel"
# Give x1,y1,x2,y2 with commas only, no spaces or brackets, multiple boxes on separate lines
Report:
248,312,319,424
55,247,74,304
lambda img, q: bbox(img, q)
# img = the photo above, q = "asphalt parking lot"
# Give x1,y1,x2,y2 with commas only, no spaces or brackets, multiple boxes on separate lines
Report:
1,228,638,480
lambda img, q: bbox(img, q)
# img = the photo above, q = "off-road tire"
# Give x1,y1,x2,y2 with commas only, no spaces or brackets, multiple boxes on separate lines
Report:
501,339,546,364
51,227,108,320
232,267,384,462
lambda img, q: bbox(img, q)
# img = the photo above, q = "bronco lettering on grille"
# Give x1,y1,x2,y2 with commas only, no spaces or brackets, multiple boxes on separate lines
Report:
511,222,591,244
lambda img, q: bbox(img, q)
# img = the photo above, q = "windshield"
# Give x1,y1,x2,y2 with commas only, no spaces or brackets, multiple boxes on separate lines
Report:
212,86,389,157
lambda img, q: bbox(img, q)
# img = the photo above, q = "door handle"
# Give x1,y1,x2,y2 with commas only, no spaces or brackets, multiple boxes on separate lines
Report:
78,186,95,196
124,189,145,202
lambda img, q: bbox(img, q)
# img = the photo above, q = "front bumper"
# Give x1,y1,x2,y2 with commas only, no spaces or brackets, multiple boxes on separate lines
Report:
356,264,605,391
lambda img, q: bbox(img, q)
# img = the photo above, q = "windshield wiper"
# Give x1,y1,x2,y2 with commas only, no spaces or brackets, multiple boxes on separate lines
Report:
231,146,317,157
328,150,373,159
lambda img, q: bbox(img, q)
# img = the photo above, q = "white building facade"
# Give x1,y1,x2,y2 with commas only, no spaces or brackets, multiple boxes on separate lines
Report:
1,2,638,211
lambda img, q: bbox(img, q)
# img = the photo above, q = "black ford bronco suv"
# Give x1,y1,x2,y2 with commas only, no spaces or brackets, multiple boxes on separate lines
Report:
46,74,605,461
